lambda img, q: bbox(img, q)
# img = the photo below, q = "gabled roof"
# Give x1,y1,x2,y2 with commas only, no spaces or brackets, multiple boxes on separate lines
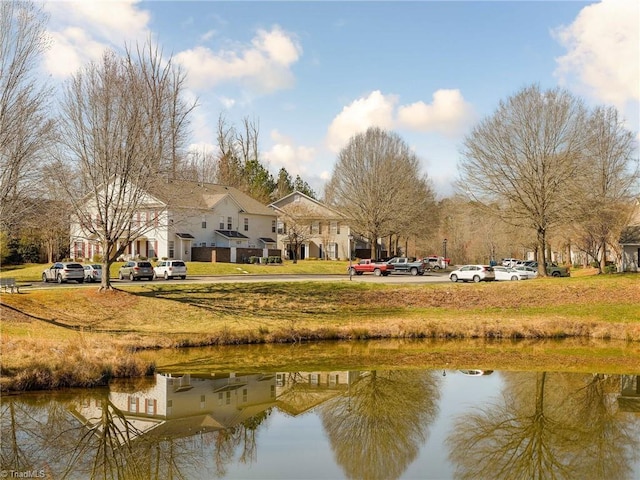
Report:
270,190,345,219
259,237,277,244
148,180,274,216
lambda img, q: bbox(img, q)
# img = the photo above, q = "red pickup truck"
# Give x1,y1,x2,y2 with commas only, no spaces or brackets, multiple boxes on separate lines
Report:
349,259,394,276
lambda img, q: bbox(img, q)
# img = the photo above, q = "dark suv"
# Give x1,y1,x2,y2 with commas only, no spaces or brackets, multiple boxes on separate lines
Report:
118,261,154,281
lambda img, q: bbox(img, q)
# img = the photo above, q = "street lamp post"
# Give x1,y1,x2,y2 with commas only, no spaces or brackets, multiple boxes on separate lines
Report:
443,238,448,269
348,234,354,280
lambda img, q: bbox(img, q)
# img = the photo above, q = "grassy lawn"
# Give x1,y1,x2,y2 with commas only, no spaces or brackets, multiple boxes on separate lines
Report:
1,271,639,391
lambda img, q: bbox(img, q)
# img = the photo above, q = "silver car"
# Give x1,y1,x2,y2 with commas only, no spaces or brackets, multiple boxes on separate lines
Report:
42,262,85,284
118,261,154,281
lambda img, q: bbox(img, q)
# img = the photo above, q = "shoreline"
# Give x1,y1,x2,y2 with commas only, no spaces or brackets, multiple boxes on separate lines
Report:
2,275,639,392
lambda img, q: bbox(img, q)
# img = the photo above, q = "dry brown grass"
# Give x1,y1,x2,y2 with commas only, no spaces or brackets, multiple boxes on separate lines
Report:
1,273,639,391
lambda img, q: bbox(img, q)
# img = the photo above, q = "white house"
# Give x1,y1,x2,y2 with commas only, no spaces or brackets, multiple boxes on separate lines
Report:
269,191,355,260
71,180,278,263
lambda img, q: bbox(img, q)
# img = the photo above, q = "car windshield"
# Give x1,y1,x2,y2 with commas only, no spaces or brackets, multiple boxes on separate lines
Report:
91,265,102,269
67,263,83,268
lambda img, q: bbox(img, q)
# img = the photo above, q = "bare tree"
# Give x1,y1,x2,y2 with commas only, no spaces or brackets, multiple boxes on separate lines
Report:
52,44,195,290
458,85,588,276
572,106,638,273
325,127,435,259
0,0,54,232
273,202,314,263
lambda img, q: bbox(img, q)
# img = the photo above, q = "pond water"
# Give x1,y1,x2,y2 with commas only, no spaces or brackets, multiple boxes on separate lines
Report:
2,362,639,479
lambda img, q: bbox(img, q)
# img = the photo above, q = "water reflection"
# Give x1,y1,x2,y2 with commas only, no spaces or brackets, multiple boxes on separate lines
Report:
1,370,639,479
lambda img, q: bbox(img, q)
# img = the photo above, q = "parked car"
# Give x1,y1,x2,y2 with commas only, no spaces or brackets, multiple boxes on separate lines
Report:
83,264,103,283
493,266,529,281
501,258,520,267
513,265,539,279
526,262,570,277
118,260,154,281
42,262,85,284
424,255,447,270
153,260,187,280
386,257,425,276
449,265,495,283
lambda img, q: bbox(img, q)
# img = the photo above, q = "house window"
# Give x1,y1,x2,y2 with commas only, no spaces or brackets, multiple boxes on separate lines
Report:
272,220,276,233
244,218,249,232
277,221,285,234
327,243,337,260
311,221,319,235
200,395,206,409
227,216,232,230
168,241,174,258
219,216,224,229
242,388,248,403
145,399,156,415
148,239,156,258
330,221,337,234
202,221,206,229
128,397,138,413
226,391,231,405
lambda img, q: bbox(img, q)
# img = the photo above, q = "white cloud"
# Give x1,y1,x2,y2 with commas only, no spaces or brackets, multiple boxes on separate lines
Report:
325,90,397,153
174,26,302,94
554,0,639,109
263,130,316,175
200,30,217,42
397,89,476,137
43,0,151,77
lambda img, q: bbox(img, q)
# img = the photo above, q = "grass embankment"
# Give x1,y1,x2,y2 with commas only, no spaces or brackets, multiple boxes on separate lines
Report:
1,271,639,392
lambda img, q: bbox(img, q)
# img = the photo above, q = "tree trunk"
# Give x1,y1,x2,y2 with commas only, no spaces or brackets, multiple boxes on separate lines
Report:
537,227,548,277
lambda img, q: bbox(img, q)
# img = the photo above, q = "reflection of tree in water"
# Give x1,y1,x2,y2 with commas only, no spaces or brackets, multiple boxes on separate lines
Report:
210,409,271,478
447,372,640,480
319,370,441,480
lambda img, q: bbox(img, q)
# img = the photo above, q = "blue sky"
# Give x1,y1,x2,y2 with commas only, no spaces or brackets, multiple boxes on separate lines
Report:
41,0,639,197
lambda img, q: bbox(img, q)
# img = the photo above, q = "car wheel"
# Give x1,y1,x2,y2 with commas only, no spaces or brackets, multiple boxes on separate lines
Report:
129,273,135,281
42,273,48,283
181,276,186,280
511,275,519,281
473,275,481,283
433,265,440,270
78,278,84,284
552,271,560,277
164,272,169,280
450,274,458,282
410,267,418,276
119,272,124,280
57,274,63,284
374,268,381,276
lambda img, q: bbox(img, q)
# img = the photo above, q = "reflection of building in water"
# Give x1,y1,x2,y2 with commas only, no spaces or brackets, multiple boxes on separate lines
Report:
618,375,640,412
71,372,278,441
275,371,361,416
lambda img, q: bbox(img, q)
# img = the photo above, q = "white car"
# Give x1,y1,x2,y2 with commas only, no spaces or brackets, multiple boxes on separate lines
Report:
492,266,528,281
513,265,539,279
449,265,495,283
153,260,187,280
83,264,103,283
